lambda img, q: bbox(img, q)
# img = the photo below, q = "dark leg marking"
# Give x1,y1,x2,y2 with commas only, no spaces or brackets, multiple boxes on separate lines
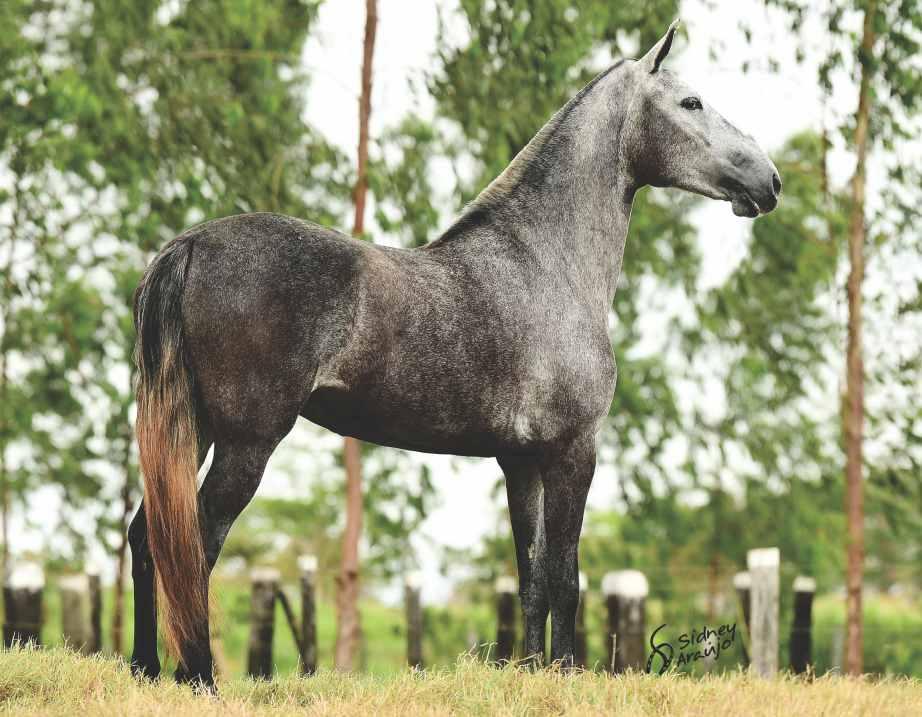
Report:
499,454,549,665
128,500,159,679
542,436,596,668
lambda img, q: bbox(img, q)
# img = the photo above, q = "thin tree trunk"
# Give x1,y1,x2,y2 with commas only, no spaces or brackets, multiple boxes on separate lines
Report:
334,0,378,672
0,223,16,581
0,347,7,580
843,0,875,677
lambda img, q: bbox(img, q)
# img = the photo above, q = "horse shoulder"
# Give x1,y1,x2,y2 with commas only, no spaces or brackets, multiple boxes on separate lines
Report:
507,303,616,445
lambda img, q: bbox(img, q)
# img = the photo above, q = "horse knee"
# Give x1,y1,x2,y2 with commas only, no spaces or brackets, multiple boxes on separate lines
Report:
548,572,580,622
520,573,549,610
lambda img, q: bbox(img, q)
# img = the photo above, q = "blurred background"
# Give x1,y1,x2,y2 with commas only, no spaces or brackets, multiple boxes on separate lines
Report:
0,0,920,678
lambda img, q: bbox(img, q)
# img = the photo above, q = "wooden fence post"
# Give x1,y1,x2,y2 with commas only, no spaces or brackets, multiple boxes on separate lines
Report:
87,568,102,653
247,568,279,679
59,574,93,654
574,571,588,668
747,547,780,677
299,555,318,676
733,570,751,666
494,576,517,665
603,569,649,673
2,561,44,647
405,571,423,670
790,576,816,675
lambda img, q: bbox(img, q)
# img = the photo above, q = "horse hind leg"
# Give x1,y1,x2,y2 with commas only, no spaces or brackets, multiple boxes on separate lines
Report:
129,435,212,680
128,502,159,679
173,422,295,686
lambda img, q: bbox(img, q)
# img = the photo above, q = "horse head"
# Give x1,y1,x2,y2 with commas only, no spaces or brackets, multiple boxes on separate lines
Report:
624,20,782,217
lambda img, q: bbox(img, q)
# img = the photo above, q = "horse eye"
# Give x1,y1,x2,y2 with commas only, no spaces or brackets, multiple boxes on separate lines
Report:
681,97,703,111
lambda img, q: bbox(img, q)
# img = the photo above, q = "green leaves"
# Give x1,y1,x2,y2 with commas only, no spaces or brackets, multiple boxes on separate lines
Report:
0,0,351,565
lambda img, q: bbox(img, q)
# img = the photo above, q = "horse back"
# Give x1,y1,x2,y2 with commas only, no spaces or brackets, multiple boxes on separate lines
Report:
180,213,363,438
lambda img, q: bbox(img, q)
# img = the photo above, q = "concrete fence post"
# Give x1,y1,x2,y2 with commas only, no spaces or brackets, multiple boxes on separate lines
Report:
574,571,588,668
747,547,780,677
790,576,816,675
603,569,649,673
405,571,423,670
247,567,280,679
298,555,318,676
494,576,517,664
2,561,44,647
59,574,93,654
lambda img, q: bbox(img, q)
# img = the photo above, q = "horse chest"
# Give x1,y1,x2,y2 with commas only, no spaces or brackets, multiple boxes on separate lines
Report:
505,333,616,446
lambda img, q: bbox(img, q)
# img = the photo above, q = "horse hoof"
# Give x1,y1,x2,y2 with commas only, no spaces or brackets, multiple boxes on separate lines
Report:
129,657,161,681
174,666,217,694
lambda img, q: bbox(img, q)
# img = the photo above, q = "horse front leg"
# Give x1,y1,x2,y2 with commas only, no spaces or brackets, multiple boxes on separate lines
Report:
541,435,595,668
498,455,549,665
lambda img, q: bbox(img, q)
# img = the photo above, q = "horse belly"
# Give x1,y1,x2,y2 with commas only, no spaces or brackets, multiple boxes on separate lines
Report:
301,381,511,456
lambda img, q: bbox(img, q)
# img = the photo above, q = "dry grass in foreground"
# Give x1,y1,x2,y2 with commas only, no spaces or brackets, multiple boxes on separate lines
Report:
1,647,920,716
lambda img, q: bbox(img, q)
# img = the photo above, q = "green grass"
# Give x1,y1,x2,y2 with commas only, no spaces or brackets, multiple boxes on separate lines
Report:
1,647,920,716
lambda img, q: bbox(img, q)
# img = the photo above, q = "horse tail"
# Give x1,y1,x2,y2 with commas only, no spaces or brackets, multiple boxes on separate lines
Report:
133,236,207,665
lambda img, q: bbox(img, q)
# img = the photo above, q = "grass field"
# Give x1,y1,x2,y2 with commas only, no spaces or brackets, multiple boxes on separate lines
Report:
1,647,920,716
30,576,922,678
35,579,496,675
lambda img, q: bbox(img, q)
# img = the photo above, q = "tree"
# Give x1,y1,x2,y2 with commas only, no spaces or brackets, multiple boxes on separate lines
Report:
1,0,352,651
842,1,876,675
757,0,921,676
335,0,378,672
0,0,117,576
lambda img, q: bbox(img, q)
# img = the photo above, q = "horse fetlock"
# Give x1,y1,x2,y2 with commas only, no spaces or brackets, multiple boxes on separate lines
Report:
129,654,161,681
174,659,216,691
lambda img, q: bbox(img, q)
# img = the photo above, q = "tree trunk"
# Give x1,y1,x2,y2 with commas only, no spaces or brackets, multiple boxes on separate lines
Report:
0,350,7,580
334,0,377,672
0,234,12,581
843,0,876,678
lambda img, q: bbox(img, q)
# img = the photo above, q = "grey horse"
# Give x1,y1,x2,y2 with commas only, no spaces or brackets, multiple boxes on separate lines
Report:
130,21,781,686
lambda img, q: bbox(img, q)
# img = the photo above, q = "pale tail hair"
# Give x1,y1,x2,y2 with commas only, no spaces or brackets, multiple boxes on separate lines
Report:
133,236,207,666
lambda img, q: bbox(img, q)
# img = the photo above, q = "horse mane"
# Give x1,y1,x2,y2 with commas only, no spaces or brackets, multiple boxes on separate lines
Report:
436,59,627,242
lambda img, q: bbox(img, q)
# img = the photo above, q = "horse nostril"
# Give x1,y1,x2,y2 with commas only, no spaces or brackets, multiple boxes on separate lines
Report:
772,172,782,196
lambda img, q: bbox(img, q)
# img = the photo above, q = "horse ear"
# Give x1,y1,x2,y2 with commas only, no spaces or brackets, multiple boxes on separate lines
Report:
640,19,680,74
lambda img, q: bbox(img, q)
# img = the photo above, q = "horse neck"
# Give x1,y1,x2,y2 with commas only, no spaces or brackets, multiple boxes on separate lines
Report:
507,147,636,313
447,67,637,314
